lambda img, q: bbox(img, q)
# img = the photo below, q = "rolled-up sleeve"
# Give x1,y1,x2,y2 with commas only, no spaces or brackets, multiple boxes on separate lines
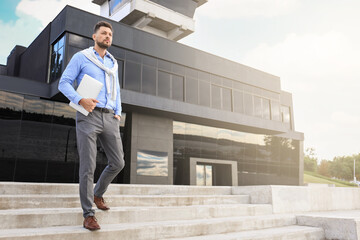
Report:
58,53,83,105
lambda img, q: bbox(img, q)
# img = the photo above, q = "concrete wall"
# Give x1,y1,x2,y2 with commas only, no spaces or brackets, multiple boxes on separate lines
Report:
233,185,360,213
130,112,173,184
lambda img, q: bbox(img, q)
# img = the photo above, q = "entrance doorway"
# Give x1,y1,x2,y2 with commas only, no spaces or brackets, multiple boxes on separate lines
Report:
190,158,238,186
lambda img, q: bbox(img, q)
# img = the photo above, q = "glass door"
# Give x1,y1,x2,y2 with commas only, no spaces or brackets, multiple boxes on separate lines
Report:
196,164,213,186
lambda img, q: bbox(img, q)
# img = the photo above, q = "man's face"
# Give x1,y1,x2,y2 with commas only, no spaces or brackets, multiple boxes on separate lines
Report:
93,26,113,49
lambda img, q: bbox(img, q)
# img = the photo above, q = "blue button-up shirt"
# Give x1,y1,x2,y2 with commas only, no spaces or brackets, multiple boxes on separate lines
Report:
58,49,121,115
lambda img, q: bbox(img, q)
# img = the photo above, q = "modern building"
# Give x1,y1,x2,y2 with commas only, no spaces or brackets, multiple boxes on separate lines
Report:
0,1,304,186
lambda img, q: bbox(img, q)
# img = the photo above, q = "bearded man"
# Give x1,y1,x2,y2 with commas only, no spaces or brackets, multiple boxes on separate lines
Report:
58,21,124,231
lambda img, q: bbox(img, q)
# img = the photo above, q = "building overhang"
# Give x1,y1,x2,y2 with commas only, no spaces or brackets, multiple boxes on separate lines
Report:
92,0,203,41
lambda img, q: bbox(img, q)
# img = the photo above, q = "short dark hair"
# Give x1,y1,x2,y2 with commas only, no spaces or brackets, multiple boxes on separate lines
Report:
94,21,113,33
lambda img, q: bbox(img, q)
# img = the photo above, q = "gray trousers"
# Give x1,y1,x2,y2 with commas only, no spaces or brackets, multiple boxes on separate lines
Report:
76,110,125,218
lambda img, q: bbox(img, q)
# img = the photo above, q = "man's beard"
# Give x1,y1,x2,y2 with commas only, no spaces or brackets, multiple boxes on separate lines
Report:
96,40,110,49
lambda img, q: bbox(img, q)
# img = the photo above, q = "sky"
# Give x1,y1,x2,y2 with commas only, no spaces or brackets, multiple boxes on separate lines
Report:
1,0,360,161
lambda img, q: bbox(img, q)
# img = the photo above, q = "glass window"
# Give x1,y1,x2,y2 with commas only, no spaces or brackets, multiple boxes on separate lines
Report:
109,0,127,15
271,101,281,121
211,85,221,109
172,74,184,101
263,98,271,120
222,88,232,111
198,71,210,82
68,34,88,49
254,96,262,118
126,51,142,63
281,105,291,129
142,65,156,95
199,81,210,107
124,61,141,92
158,71,171,98
196,164,212,186
186,77,198,104
137,150,168,176
172,64,185,76
49,35,66,82
109,46,125,59
233,90,244,113
244,93,254,116
222,78,232,88
186,67,198,78
158,60,171,72
142,55,157,67
117,59,124,88
67,46,82,63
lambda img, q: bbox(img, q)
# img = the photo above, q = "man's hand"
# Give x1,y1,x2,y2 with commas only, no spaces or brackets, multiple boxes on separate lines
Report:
79,98,99,112
114,115,121,121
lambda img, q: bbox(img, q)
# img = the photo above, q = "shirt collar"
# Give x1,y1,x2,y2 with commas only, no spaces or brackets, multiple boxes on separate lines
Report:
92,48,111,59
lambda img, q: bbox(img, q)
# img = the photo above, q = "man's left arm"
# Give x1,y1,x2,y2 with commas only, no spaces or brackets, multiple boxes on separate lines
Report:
114,72,122,121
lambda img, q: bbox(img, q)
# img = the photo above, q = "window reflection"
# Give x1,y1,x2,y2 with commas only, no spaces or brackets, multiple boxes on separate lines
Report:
173,120,300,186
50,35,66,82
137,150,168,176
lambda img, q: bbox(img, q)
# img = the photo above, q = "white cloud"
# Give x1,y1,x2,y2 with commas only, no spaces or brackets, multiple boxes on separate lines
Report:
0,0,100,64
0,14,43,65
197,0,300,19
241,31,360,160
16,0,100,27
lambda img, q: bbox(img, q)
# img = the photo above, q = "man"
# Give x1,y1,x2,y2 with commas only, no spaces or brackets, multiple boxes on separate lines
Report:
58,21,124,231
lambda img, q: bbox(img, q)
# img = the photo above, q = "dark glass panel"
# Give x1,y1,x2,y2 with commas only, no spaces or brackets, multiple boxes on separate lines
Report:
117,59,124,88
222,78,233,88
222,88,232,111
158,71,171,98
254,96,262,118
271,101,281,121
198,71,210,82
126,51,142,63
210,75,222,85
172,74,184,101
186,67,198,78
233,81,244,90
108,46,126,59
124,61,141,92
67,46,82,62
263,98,271,120
158,60,171,71
199,81,210,107
211,85,221,109
233,90,244,113
0,91,24,180
142,55,157,67
244,93,254,116
172,64,185,76
142,65,156,95
68,34,88,49
185,77,198,104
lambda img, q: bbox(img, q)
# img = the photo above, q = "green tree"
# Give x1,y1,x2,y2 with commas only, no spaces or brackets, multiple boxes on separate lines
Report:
304,147,317,172
317,160,331,177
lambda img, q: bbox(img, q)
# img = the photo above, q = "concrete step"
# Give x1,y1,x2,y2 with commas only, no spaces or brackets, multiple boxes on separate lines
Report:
297,210,360,240
0,194,250,209
0,214,296,240
0,204,273,229
162,225,325,240
0,182,233,195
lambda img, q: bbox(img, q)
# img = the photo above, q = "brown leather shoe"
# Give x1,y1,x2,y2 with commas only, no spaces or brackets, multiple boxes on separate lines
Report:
94,196,110,210
83,216,100,231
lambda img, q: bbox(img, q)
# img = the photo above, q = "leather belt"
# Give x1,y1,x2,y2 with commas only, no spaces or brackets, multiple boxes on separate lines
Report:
94,107,114,114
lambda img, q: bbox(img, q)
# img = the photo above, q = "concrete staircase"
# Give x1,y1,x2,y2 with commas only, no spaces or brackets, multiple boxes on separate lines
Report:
0,182,324,240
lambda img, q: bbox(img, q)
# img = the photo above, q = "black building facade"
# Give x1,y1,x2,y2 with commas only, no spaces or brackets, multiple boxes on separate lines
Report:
0,6,304,186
